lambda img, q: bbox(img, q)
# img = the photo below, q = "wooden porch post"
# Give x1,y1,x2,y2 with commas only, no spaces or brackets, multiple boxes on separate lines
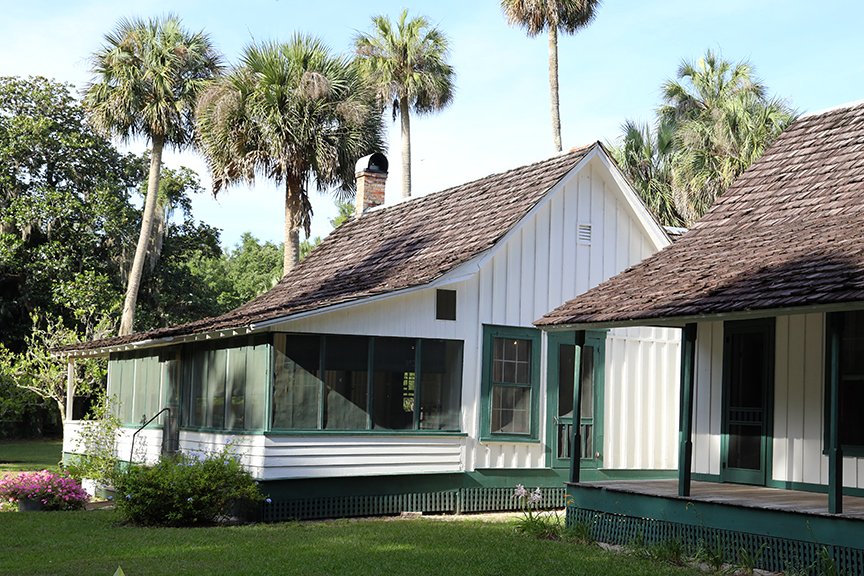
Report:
828,315,843,514
678,323,697,497
65,358,75,422
570,330,585,484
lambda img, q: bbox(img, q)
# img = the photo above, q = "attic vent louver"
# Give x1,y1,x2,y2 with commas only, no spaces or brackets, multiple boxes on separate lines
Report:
577,223,592,245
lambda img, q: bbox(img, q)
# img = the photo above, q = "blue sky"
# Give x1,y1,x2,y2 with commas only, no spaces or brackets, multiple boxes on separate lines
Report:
3,1,863,248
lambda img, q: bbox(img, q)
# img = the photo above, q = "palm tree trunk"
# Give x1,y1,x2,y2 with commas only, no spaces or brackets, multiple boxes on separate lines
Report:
548,26,562,152
400,96,412,198
283,180,300,275
119,135,164,336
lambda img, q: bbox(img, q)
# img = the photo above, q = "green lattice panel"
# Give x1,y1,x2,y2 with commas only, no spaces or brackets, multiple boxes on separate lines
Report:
458,487,567,513
567,506,864,574
262,491,457,522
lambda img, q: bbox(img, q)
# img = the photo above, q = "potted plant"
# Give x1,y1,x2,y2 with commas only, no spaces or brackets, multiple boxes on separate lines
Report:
0,470,89,511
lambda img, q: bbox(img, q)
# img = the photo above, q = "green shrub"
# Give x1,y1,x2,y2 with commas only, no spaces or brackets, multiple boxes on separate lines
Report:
113,448,262,526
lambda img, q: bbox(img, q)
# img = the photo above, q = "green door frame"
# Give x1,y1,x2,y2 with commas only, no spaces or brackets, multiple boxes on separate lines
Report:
720,318,775,486
547,330,605,470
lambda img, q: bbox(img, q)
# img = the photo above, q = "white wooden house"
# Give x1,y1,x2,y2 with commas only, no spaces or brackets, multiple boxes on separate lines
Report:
62,143,680,519
538,103,864,572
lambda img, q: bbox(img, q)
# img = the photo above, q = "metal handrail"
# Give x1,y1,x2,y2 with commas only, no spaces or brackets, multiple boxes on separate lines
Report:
129,407,171,465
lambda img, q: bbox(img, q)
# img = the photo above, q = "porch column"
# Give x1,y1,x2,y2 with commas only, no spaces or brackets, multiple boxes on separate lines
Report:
65,358,75,422
570,330,585,484
828,315,843,514
678,323,697,497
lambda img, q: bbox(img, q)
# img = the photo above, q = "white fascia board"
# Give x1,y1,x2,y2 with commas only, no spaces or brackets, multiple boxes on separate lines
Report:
595,149,671,251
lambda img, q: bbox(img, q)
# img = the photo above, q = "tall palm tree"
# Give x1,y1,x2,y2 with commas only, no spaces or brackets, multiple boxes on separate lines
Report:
501,0,600,152
660,50,794,223
84,16,222,336
196,35,384,275
355,10,454,198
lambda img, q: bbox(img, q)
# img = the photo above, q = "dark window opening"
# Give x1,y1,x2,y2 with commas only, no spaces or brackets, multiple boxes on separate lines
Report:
436,289,457,321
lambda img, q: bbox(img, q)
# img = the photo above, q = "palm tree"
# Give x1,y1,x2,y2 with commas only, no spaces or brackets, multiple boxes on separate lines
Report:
660,50,794,223
196,35,384,274
612,119,683,227
501,0,600,152
355,10,454,198
84,16,222,336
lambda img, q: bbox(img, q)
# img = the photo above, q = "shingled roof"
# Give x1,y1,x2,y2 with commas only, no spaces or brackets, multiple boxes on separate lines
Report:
66,144,597,354
537,102,864,328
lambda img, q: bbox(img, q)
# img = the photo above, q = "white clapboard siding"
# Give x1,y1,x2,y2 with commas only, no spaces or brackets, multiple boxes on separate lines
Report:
604,327,680,470
117,427,163,465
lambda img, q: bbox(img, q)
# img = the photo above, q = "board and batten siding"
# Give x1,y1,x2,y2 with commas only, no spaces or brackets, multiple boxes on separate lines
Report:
605,326,680,471
270,156,675,476
691,314,864,488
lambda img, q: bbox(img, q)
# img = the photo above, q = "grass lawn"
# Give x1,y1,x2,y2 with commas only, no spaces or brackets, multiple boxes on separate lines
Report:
0,439,62,473
0,510,700,576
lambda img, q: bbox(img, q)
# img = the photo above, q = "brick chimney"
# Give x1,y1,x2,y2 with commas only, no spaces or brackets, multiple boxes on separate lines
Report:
354,153,388,217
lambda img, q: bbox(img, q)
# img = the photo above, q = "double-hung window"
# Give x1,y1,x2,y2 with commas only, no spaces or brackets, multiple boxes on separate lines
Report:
481,325,541,441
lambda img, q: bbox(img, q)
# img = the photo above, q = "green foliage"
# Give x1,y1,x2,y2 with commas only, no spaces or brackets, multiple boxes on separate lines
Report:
0,312,107,423
64,395,121,485
355,10,453,196
693,537,726,572
196,35,384,271
613,49,796,226
113,447,262,526
512,484,562,540
0,76,142,352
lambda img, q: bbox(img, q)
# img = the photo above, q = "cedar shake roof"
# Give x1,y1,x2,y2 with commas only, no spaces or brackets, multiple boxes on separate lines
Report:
66,144,596,353
537,102,864,328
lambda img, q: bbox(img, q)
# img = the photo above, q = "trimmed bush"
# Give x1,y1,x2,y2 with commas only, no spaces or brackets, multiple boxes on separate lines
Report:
113,448,262,526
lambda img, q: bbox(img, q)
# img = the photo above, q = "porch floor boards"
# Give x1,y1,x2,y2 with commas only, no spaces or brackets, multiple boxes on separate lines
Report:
579,480,864,520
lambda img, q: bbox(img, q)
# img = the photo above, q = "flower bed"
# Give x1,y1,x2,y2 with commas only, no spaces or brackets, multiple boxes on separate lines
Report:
0,470,89,511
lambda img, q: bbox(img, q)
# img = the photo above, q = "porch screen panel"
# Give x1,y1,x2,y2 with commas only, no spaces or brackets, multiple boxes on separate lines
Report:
727,332,765,471
490,337,532,435
419,340,463,431
109,357,135,425
324,335,369,430
208,348,227,430
372,338,416,430
225,347,247,431
273,334,322,429
243,340,269,431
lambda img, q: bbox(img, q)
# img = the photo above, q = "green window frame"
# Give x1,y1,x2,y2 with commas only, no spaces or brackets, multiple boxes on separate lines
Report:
824,310,864,457
480,325,541,442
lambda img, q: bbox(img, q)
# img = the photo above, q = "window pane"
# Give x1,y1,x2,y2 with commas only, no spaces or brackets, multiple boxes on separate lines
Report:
372,338,416,430
491,386,530,434
420,340,463,430
324,335,369,430
492,337,531,385
273,335,322,429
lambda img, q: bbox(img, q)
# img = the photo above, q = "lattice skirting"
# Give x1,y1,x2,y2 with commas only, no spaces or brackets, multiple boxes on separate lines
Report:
261,486,567,522
567,506,864,574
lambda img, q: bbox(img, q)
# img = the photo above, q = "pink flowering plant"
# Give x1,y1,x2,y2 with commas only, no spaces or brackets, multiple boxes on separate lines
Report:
0,470,89,511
